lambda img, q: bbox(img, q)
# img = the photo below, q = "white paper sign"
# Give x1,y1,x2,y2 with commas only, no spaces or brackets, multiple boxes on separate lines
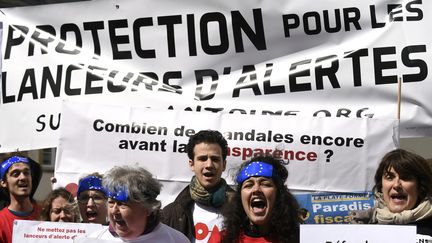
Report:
300,224,416,243
12,220,104,243
417,234,432,243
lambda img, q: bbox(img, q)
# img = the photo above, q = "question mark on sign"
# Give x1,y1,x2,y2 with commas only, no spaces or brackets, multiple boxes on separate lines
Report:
324,149,334,162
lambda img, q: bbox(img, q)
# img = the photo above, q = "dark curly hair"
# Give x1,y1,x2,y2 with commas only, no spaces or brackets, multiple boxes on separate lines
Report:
186,130,228,160
373,149,432,202
0,152,41,205
220,155,301,243
39,187,78,221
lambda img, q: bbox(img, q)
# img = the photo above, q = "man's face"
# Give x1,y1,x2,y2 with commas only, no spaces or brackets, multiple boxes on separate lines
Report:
0,163,32,198
189,142,226,190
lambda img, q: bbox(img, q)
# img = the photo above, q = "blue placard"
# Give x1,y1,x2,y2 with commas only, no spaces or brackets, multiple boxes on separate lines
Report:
295,192,375,224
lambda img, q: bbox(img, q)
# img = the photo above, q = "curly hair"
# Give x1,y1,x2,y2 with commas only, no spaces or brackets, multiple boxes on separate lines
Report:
220,156,301,243
186,130,228,161
39,187,78,222
373,149,432,201
0,152,41,205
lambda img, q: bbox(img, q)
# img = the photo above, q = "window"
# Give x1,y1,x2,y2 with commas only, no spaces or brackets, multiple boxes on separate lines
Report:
40,148,56,170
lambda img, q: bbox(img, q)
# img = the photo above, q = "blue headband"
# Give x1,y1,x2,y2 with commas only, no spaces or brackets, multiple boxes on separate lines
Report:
106,186,129,202
1,156,30,179
77,176,106,196
236,161,273,184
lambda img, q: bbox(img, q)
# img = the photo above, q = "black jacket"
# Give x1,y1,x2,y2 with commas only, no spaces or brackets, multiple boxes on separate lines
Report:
162,186,196,240
416,217,432,236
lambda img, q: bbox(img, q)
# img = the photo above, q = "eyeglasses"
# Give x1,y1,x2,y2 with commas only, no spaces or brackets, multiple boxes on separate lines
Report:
77,194,107,204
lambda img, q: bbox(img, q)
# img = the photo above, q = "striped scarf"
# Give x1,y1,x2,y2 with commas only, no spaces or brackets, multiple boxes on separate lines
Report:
189,176,227,208
373,192,432,224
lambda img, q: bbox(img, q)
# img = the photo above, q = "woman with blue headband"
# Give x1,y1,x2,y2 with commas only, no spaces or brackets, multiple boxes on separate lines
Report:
210,155,301,243
77,173,108,225
83,165,190,242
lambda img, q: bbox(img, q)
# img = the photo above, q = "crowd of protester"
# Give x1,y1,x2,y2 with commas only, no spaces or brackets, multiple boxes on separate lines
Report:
1,130,431,243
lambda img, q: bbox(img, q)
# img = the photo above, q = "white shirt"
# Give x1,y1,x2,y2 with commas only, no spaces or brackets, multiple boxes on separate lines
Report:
79,222,190,243
192,202,224,243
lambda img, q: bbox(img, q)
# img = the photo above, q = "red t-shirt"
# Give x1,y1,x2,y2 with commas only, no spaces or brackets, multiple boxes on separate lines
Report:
0,204,41,243
208,229,278,243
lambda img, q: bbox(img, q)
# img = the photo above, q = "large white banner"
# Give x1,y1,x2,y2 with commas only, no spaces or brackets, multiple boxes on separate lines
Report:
0,0,431,152
55,101,397,205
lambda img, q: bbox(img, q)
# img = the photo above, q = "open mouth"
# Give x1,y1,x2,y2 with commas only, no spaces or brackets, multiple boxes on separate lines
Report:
390,193,407,201
114,218,127,229
203,172,215,178
86,211,98,220
203,172,215,180
250,197,267,213
17,183,29,189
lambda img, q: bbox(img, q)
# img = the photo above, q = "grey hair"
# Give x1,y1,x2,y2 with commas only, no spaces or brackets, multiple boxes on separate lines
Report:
103,165,162,213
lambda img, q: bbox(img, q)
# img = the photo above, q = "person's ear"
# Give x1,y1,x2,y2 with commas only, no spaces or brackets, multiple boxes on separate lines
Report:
188,159,195,172
0,179,7,189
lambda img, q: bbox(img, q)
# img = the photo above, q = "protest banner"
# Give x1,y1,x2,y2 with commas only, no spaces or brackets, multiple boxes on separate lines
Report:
12,220,104,243
300,224,416,243
0,21,2,78
55,100,397,205
0,0,431,153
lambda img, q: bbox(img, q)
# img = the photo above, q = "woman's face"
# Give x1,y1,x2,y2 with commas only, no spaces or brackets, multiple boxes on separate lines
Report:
50,196,76,222
107,199,149,240
382,167,419,213
241,176,277,228
78,190,108,224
